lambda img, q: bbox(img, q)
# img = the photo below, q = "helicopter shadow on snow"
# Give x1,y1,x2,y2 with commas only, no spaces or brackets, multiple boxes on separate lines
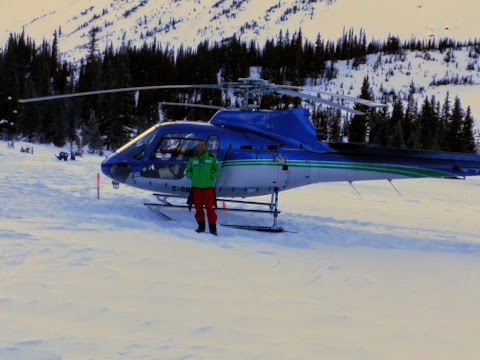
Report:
125,201,480,256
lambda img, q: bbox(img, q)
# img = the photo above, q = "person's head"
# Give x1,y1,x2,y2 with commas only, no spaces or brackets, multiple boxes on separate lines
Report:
196,139,206,155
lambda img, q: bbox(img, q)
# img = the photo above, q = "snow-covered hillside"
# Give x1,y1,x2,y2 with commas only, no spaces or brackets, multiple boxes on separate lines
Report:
2,0,479,62
322,47,480,129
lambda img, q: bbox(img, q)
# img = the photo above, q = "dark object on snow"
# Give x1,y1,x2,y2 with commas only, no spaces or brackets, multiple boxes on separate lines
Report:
56,151,68,161
20,146,33,154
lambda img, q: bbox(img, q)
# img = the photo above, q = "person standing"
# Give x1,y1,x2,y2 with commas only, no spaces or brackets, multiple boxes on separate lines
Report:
185,139,221,235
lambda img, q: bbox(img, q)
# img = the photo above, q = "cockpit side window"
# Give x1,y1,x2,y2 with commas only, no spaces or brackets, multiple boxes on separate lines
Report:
206,135,220,157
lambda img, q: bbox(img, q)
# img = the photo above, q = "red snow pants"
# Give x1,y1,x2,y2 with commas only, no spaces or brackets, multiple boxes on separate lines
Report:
193,188,217,225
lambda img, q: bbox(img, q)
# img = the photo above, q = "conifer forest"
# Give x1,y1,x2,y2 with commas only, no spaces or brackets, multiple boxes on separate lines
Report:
0,28,478,154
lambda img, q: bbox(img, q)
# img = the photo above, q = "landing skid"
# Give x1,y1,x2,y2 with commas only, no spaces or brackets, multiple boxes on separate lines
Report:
144,188,285,233
145,204,174,221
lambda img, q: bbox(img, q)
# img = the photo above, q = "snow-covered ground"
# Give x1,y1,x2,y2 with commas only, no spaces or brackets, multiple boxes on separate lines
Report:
1,140,480,359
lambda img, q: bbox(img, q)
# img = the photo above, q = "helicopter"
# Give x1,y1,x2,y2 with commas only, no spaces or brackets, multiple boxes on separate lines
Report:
19,77,480,232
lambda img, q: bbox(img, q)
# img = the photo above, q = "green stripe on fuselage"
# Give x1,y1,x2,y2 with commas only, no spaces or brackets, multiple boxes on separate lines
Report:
221,160,454,178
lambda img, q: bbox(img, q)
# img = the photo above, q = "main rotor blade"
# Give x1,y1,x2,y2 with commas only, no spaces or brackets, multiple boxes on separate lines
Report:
159,102,225,110
274,89,366,115
17,77,386,114
315,90,386,108
273,84,386,108
17,84,222,103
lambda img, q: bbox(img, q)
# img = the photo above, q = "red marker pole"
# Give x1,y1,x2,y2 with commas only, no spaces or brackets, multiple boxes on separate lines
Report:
97,173,100,199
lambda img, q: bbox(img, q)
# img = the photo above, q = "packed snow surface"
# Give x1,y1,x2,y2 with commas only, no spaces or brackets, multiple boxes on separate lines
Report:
1,140,480,359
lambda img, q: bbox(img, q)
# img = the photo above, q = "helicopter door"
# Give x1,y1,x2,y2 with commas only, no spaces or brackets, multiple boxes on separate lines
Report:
274,152,289,189
206,135,220,158
220,149,288,190
206,135,225,170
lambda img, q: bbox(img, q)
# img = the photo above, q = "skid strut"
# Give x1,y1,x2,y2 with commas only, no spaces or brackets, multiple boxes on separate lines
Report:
220,188,284,233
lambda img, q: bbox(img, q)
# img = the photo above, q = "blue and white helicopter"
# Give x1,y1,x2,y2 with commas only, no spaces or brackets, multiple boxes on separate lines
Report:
20,78,480,232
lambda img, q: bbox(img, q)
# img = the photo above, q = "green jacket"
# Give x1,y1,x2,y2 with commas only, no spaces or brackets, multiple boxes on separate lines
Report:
185,152,221,188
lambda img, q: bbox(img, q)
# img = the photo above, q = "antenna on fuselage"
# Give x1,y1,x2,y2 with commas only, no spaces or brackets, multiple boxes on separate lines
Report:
348,181,363,199
388,179,402,196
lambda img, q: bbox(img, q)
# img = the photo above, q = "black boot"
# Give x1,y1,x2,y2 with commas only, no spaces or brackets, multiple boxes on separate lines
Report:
196,221,205,233
209,224,217,236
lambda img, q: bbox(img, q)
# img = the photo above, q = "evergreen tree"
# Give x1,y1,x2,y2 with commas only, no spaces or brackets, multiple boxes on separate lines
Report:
430,96,442,150
50,30,60,87
101,45,135,150
313,34,326,78
444,96,464,152
77,27,104,134
82,110,102,154
370,106,389,146
462,106,476,153
348,76,374,143
88,27,100,61
384,36,401,54
311,108,326,140
389,99,405,148
391,119,405,148
302,38,315,79
31,41,56,143
418,96,436,150
291,29,305,85
1,34,24,138
65,98,80,151
439,91,451,150
0,55,16,139
404,94,418,148
50,104,67,146
221,35,248,82
328,109,342,142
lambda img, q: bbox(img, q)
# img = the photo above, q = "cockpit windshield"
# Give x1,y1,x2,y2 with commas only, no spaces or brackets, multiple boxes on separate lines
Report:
116,125,158,160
